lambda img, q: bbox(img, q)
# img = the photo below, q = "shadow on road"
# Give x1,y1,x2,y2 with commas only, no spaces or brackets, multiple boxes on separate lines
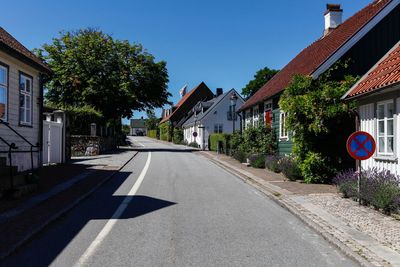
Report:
1,169,176,266
135,148,195,153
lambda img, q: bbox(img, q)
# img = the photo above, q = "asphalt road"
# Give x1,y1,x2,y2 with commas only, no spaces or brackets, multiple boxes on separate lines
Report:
2,137,357,267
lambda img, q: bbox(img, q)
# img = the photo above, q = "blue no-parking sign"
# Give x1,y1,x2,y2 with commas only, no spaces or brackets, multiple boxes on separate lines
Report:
346,131,376,160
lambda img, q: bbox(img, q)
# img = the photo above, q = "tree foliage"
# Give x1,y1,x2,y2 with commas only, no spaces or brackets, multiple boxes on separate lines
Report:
36,28,170,121
279,66,358,182
145,110,160,130
242,67,279,100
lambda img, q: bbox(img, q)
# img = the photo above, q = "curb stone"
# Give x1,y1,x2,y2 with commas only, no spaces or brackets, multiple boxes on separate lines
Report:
201,154,374,267
0,150,139,260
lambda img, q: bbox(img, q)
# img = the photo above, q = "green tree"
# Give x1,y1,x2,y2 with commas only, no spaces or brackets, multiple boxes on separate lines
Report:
145,110,160,130
122,124,130,135
242,67,279,100
279,67,358,183
36,28,170,121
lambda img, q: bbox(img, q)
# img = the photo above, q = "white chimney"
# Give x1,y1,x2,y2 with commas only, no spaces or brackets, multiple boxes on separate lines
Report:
324,4,343,35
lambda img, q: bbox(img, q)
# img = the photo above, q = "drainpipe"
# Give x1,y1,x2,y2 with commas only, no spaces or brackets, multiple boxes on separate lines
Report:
38,73,44,168
237,112,243,135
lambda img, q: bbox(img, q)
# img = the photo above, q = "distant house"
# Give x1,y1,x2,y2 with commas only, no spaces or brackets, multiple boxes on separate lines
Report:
0,27,51,177
238,0,400,156
342,41,400,174
182,88,244,150
130,118,147,136
159,82,214,141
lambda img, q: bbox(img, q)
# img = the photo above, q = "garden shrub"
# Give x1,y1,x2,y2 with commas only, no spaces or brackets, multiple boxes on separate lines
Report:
279,156,302,181
300,152,335,184
265,155,281,173
188,142,199,148
147,130,158,139
242,125,276,155
172,128,184,144
233,149,247,163
209,134,231,153
334,168,400,215
159,122,172,142
230,131,243,151
333,170,358,199
248,154,266,169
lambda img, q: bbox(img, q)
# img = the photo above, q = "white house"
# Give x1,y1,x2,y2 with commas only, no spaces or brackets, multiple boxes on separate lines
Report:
182,88,244,150
0,27,51,178
343,41,400,174
130,118,147,136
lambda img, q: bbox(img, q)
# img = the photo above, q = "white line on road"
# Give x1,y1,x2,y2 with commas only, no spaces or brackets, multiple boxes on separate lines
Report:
74,152,152,267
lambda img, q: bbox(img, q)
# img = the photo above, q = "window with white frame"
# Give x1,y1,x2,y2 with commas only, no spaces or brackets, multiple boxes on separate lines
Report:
0,65,8,121
253,106,259,127
377,101,394,156
214,123,223,133
245,110,252,127
279,111,288,139
19,73,33,125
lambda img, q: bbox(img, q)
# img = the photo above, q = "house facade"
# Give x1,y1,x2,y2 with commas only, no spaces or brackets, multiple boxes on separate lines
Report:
0,27,51,173
130,118,147,136
239,0,400,156
159,82,214,141
182,89,244,150
343,41,400,174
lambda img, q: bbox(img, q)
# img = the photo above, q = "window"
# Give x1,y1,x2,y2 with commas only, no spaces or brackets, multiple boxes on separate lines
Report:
253,106,259,127
264,101,272,126
279,111,288,139
214,123,223,133
377,101,394,156
245,110,252,128
0,65,8,121
19,73,33,125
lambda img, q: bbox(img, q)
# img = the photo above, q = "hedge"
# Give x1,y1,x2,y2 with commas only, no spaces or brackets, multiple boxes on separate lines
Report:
173,128,184,144
159,122,172,142
209,133,231,153
147,130,158,139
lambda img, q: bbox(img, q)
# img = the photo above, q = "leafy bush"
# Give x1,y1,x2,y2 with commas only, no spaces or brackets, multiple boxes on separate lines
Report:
300,152,335,184
172,128,184,144
279,156,302,181
188,142,199,148
233,149,247,163
265,155,281,173
334,168,400,215
159,122,172,142
230,131,243,151
209,134,231,154
333,170,358,199
242,125,276,155
248,154,266,169
147,130,158,139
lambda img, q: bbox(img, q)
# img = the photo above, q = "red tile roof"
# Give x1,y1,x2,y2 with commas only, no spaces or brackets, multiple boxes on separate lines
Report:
0,27,51,73
160,82,207,124
239,0,391,111
345,42,400,98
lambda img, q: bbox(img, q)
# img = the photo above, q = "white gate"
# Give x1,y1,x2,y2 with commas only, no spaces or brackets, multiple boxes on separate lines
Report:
43,121,63,165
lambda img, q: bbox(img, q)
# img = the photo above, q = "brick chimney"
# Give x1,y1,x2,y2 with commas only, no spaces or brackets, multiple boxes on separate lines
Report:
324,4,343,35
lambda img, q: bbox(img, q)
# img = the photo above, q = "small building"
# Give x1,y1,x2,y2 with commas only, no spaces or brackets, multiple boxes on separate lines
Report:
0,27,51,175
130,118,147,136
159,82,214,141
343,41,400,174
238,0,400,156
182,88,244,150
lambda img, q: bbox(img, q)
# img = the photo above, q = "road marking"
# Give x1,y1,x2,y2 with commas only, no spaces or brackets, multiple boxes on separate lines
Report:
74,152,152,267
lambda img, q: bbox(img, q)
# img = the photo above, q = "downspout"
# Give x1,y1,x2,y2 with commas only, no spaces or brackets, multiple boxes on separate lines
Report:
38,73,44,168
237,112,243,135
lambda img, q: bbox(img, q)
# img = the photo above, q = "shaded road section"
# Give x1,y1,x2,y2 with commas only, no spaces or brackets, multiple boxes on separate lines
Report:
2,137,357,266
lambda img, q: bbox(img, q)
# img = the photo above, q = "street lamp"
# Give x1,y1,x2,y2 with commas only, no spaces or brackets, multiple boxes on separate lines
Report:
230,92,238,133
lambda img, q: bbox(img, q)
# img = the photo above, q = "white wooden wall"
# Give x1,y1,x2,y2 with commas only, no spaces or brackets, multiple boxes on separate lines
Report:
359,99,400,174
0,51,41,171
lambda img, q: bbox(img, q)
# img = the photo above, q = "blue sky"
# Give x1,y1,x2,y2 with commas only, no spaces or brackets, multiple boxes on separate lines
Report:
1,0,371,124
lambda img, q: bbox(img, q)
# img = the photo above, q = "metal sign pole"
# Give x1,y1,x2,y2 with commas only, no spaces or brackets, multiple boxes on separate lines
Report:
357,159,361,205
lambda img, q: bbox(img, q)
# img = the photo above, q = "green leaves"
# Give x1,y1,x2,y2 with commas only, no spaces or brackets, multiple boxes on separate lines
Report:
242,67,279,100
38,28,170,121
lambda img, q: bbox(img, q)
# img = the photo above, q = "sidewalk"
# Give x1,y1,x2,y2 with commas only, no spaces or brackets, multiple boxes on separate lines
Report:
0,147,138,259
199,150,400,267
